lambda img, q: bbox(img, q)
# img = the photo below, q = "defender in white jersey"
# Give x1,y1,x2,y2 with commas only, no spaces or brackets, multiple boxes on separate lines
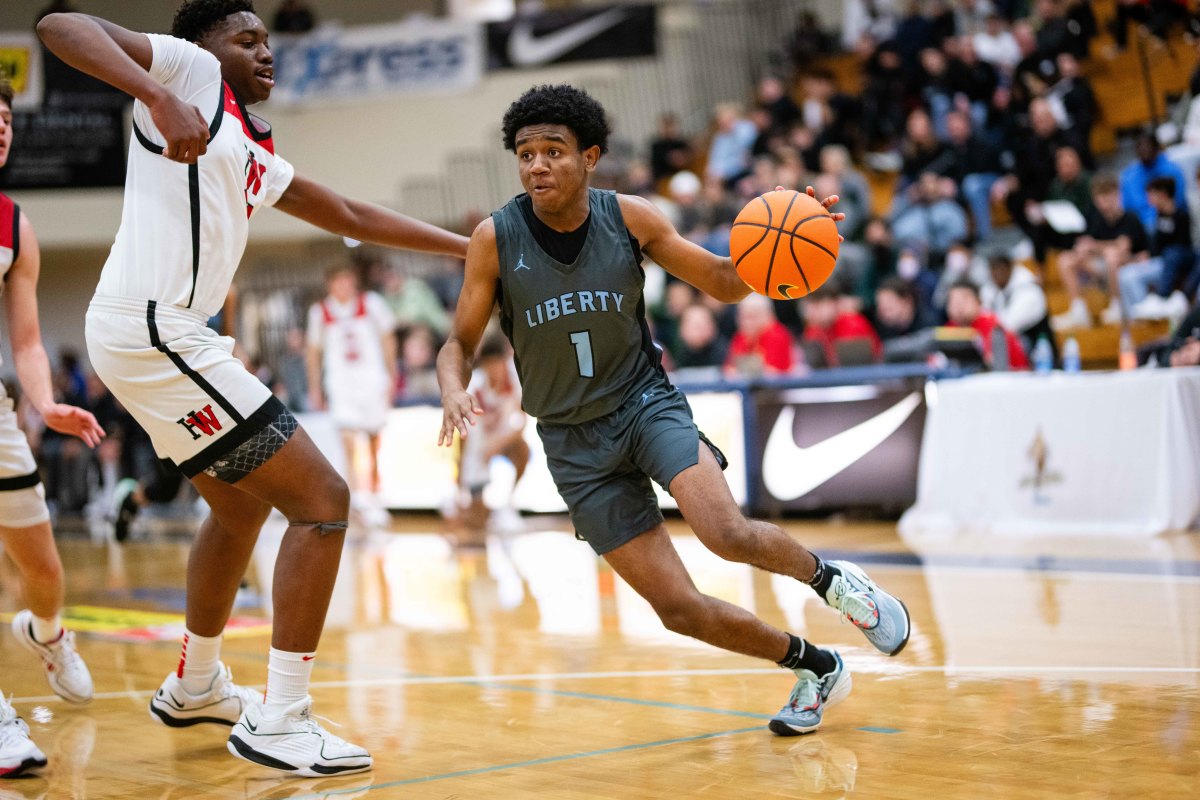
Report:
305,264,396,505
0,80,105,779
39,1,468,777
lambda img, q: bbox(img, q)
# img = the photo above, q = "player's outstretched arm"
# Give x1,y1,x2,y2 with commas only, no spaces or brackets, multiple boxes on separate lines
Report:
275,174,469,259
436,218,500,446
36,13,210,163
618,194,752,303
5,214,105,449
618,186,844,304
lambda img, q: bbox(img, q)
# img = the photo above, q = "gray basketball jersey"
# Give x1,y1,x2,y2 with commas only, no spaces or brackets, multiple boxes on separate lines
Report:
494,188,662,425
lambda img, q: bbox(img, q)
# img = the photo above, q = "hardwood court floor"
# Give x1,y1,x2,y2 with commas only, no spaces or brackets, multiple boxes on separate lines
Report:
1,514,1198,799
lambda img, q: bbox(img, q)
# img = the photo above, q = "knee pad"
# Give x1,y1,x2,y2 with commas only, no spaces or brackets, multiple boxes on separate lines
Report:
0,482,50,528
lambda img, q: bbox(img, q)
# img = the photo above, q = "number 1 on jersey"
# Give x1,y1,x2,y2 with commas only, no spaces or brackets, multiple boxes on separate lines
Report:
569,331,594,378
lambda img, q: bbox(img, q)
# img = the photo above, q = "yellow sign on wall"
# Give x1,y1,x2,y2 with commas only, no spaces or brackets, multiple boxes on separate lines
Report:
0,32,43,109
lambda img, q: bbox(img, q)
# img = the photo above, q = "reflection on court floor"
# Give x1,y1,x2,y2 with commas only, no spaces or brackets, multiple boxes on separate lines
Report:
1,517,1197,798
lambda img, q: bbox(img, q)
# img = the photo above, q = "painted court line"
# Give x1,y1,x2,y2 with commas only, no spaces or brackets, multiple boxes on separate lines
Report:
286,725,765,799
11,664,1200,705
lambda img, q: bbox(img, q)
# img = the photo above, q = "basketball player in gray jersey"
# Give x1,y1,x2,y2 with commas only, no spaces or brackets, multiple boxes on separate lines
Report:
438,85,911,736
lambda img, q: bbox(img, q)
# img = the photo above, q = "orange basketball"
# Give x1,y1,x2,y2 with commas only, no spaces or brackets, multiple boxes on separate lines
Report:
730,190,839,300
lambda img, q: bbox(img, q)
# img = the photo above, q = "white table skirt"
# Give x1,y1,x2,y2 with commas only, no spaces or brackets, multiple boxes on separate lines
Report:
899,369,1200,538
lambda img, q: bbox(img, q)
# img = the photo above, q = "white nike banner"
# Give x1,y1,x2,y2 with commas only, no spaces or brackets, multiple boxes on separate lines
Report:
269,19,484,106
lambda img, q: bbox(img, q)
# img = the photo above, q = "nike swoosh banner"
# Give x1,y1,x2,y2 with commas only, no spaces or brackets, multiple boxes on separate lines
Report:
753,385,926,512
487,5,657,70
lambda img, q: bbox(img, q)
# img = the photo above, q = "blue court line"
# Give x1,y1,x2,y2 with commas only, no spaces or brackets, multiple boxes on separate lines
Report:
816,549,1200,578
481,681,772,720
858,726,901,734
286,725,764,798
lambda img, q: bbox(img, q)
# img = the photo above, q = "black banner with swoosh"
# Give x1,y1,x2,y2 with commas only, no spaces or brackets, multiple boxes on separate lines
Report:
486,5,657,71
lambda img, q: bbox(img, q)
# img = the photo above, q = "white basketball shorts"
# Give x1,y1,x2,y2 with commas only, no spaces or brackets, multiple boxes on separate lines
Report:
0,386,49,527
326,370,391,434
86,295,292,480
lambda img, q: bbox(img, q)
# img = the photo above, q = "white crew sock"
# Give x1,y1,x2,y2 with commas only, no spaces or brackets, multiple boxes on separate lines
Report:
30,613,63,645
264,647,315,714
177,629,222,695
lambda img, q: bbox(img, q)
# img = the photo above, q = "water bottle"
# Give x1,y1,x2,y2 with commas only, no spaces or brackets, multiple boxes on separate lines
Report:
1063,337,1081,373
1119,327,1137,371
990,325,1009,371
1032,336,1053,375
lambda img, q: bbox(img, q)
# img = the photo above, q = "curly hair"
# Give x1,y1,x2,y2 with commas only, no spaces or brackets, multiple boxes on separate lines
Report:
171,0,256,42
501,84,610,155
0,78,13,111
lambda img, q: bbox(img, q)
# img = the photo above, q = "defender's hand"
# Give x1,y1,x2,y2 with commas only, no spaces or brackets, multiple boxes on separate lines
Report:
439,390,482,447
41,404,105,448
148,92,210,164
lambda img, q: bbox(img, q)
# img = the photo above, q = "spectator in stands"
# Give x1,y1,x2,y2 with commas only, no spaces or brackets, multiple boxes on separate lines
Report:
799,70,859,152
841,0,901,51
651,279,695,358
1121,176,1196,322
649,113,691,182
1027,144,1094,262
897,109,947,203
974,12,1021,72
398,324,440,399
946,279,1031,369
802,282,882,368
758,75,801,133
1052,172,1151,330
949,36,1000,130
1034,0,1093,60
936,110,1004,242
956,0,998,37
1010,21,1059,111
788,10,836,66
1046,53,1097,145
859,216,901,304
875,276,937,340
706,103,757,186
860,41,908,153
994,97,1089,242
820,145,871,241
273,0,315,33
892,171,970,262
276,327,308,413
1110,0,1189,51
725,294,796,377
1121,132,1188,232
982,254,1056,357
380,266,451,337
917,47,957,140
674,304,729,371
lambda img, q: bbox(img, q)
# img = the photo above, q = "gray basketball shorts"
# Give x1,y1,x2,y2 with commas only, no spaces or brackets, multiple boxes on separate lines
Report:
536,380,727,556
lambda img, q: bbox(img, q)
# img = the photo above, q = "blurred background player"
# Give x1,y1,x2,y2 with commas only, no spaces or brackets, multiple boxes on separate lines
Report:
452,333,528,544
0,77,105,778
306,264,397,525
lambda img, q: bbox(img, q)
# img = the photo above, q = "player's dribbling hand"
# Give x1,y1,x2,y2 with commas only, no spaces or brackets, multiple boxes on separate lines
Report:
41,405,105,449
149,92,210,164
439,391,482,447
794,185,847,243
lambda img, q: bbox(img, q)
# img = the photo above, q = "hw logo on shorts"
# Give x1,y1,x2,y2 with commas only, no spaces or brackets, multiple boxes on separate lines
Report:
177,405,223,440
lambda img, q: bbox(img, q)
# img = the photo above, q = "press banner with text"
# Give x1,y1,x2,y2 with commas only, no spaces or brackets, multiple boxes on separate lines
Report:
269,19,484,106
486,5,657,70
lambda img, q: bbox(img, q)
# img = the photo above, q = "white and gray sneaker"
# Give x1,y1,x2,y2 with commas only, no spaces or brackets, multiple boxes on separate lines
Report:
770,651,852,736
228,696,372,777
0,695,46,779
150,663,261,727
824,561,911,656
10,610,92,704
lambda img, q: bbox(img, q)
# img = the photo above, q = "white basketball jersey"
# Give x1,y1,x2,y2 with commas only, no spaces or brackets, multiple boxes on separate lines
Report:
0,192,19,370
307,291,395,385
96,34,294,318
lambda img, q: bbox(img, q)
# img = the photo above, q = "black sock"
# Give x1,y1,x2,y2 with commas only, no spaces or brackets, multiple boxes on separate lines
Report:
805,555,838,599
777,633,836,676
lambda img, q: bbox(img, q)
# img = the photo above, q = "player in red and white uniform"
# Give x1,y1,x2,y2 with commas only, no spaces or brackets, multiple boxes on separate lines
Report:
306,264,396,513
0,79,106,780
38,1,468,777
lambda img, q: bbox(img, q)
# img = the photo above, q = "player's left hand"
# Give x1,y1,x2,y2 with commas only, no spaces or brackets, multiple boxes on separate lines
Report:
438,390,483,447
41,404,105,448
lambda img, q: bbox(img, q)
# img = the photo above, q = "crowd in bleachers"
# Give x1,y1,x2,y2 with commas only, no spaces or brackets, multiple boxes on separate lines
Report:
19,0,1200,524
